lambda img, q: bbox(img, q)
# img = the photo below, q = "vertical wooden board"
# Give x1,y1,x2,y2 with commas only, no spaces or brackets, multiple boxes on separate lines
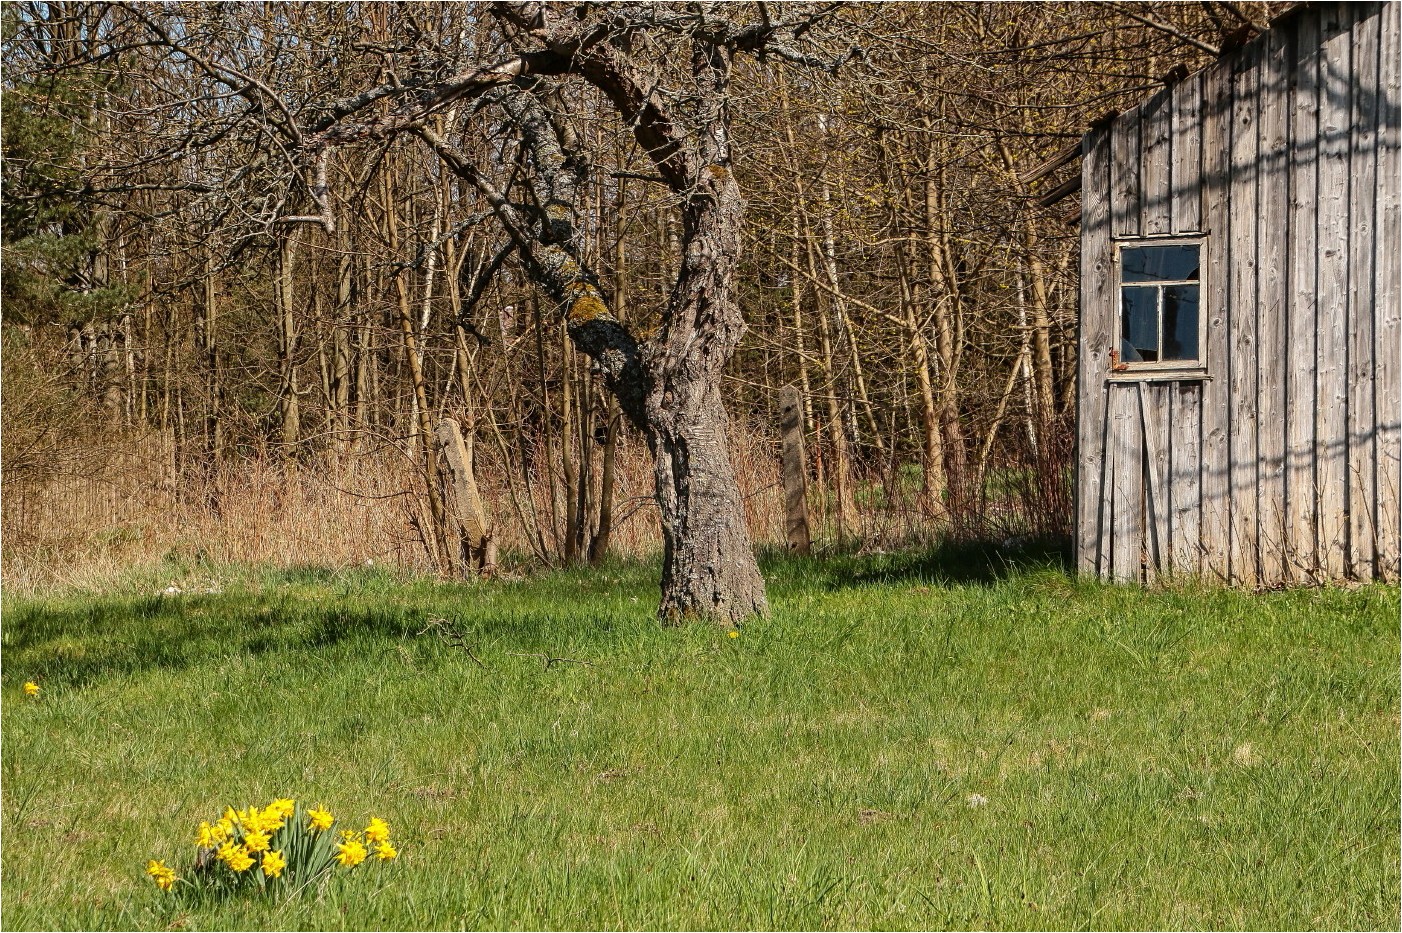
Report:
1286,7,1322,582
1172,72,1205,233
1140,383,1171,579
1375,0,1401,582
1141,90,1173,235
1169,382,1203,575
1077,128,1116,576
1316,3,1354,580
1097,408,1116,578
1257,23,1291,586
1200,52,1234,581
1229,42,1262,587
1112,106,1143,238
1110,385,1144,582
1127,386,1145,584
1347,6,1381,579
1102,387,1123,579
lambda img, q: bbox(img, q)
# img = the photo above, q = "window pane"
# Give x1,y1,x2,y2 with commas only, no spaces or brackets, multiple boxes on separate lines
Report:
1121,286,1159,362
1121,244,1200,282
1162,284,1199,361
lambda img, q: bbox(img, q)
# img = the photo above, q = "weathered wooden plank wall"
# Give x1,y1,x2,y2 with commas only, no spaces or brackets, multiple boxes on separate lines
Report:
1171,73,1205,233
1286,9,1320,581
1229,38,1262,586
1168,383,1202,574
1316,4,1354,580
1258,25,1289,585
1077,0,1400,585
1348,6,1381,578
1376,2,1401,582
1075,126,1115,576
1142,92,1173,235
1200,49,1233,583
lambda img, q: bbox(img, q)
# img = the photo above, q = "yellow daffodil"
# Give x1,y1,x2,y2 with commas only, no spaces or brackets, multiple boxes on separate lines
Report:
335,838,367,868
364,817,390,844
217,841,255,872
196,821,220,848
307,806,334,832
227,846,255,872
257,805,287,832
261,850,286,878
168,800,401,890
145,859,177,891
22,681,39,697
242,806,274,834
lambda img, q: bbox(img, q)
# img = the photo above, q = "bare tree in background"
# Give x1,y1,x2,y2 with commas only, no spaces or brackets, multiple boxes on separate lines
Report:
85,1,855,623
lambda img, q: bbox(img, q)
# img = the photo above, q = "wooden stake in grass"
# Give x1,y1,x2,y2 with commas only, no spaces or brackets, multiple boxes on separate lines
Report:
779,385,812,555
435,418,497,577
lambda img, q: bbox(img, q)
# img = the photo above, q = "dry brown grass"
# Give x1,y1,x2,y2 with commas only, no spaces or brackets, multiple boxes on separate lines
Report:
1,423,964,596
0,428,777,594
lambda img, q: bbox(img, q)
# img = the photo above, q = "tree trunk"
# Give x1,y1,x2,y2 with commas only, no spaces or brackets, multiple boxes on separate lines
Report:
820,174,883,455
589,192,627,566
589,394,620,565
803,228,859,542
329,237,353,455
200,252,223,462
645,88,767,623
899,252,947,515
924,149,969,526
275,231,300,446
561,330,581,563
648,380,768,624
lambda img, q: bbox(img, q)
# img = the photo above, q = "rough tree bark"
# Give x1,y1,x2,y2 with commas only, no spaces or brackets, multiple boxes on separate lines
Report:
644,41,768,620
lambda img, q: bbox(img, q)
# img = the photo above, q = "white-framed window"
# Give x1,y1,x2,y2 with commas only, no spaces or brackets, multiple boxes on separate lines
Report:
1115,239,1204,372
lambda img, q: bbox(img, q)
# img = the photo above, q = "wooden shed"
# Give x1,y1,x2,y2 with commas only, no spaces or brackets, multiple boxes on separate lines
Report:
1076,1,1400,585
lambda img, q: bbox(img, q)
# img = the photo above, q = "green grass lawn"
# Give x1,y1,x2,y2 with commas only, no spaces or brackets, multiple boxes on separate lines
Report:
2,549,1398,930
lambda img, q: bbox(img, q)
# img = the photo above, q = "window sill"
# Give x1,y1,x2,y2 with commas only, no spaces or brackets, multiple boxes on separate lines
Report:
1105,368,1210,383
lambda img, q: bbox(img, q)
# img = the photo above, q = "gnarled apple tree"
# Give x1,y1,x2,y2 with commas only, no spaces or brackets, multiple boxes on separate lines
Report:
118,0,855,624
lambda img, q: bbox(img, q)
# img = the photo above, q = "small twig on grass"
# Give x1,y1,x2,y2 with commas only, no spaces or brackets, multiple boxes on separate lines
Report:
507,651,594,671
418,618,487,668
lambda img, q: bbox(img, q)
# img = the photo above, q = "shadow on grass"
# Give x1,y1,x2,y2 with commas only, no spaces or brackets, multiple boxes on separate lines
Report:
3,541,1076,690
758,535,1074,592
1,584,650,692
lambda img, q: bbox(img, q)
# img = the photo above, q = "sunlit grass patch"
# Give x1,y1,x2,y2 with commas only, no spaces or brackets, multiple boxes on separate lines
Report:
2,552,1397,930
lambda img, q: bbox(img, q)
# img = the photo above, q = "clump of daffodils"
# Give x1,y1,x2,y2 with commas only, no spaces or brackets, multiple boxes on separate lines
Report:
147,798,397,897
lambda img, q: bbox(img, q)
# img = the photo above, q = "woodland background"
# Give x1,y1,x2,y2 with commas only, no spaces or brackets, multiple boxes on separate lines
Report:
1,1,1284,591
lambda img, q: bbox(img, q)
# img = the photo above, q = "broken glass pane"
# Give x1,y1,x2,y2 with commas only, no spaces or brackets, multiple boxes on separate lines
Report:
1121,286,1159,362
1121,245,1200,283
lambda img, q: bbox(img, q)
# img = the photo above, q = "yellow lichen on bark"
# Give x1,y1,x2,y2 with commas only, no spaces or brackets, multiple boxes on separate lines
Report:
568,290,608,322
